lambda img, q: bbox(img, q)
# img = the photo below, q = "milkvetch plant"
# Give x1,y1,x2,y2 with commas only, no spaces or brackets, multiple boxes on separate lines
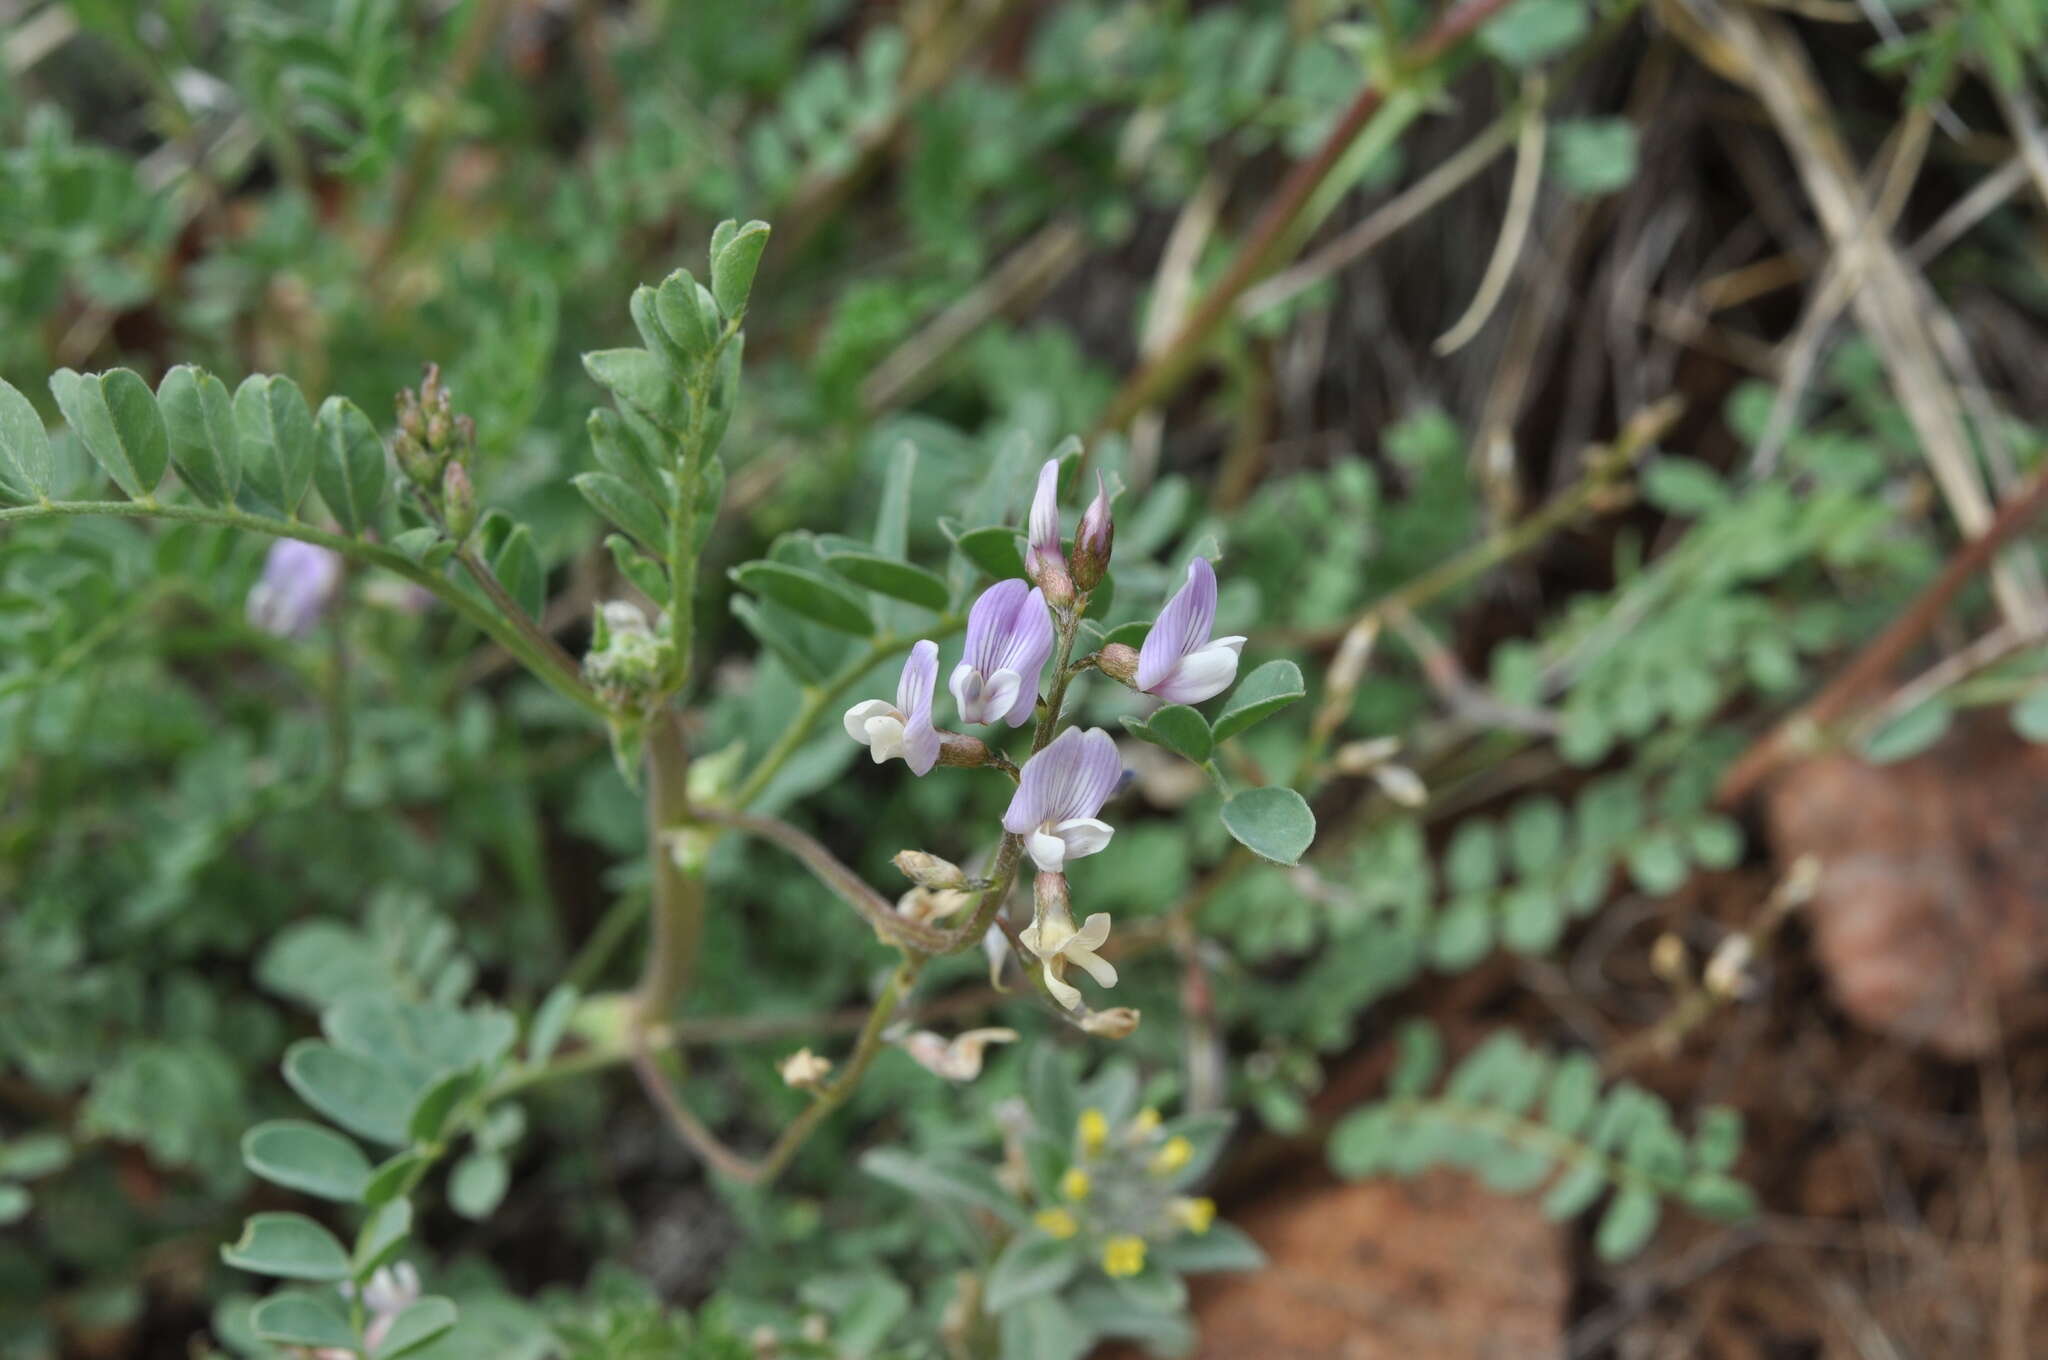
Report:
0,222,1306,1356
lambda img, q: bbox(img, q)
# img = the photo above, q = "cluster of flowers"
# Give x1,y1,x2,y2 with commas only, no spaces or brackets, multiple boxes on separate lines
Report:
1023,1106,1215,1280
843,459,1245,1015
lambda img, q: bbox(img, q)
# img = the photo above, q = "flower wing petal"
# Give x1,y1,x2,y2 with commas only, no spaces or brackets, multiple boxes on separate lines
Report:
1026,459,1062,573
1151,636,1245,705
862,713,907,762
844,698,896,742
1137,558,1218,691
1053,816,1115,863
1026,827,1069,873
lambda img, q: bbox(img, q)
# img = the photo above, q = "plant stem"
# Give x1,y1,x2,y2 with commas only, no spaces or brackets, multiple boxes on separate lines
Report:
1716,456,2048,805
0,498,609,721
457,546,587,699
693,806,950,953
634,707,699,1017
749,958,921,1186
730,621,964,811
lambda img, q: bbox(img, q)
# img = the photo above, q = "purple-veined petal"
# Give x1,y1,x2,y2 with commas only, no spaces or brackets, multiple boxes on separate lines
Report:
899,641,941,775
1025,459,1061,576
959,578,1017,668
1004,726,1122,835
1077,474,1113,559
898,639,938,726
955,582,1053,726
1136,558,1219,692
1149,635,1246,705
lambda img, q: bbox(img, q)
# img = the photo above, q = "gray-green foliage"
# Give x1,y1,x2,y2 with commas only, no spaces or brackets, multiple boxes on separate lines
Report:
1329,1024,1755,1262
861,1052,1260,1360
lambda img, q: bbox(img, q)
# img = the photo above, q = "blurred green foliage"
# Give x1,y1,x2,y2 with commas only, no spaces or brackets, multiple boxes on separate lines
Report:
5,0,2047,1355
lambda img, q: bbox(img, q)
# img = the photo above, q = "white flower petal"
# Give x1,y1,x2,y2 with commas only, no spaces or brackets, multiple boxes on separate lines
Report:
1067,944,1118,989
1042,961,1082,1011
979,668,1023,726
1153,636,1246,705
1027,827,1069,873
1053,817,1115,863
843,698,896,743
1073,912,1113,951
862,714,907,762
948,663,983,723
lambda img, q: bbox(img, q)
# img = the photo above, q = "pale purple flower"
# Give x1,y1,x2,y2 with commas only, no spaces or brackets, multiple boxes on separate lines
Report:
1136,558,1246,705
1025,459,1062,581
843,639,941,775
950,579,1054,727
1002,726,1121,872
247,539,342,638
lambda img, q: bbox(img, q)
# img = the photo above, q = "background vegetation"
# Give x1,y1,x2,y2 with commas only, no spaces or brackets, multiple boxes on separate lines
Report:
4,0,2048,1355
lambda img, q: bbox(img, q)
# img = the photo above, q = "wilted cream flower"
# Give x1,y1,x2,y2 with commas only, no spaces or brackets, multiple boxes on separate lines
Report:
1080,1006,1141,1039
778,1048,832,1090
896,1027,1018,1082
895,885,976,925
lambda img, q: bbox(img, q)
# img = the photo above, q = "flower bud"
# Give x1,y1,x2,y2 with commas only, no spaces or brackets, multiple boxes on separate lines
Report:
1034,560,1075,610
583,599,671,710
1081,1007,1146,1040
1650,932,1691,986
393,428,436,487
895,885,974,924
893,850,969,890
1149,1135,1193,1176
1095,643,1139,686
395,388,425,442
937,732,991,767
1101,1235,1146,1278
1070,473,1113,592
1703,934,1753,999
440,461,476,543
1034,1207,1079,1239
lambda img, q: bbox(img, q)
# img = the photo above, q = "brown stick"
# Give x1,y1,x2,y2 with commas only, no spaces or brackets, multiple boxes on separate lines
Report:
1090,0,1522,436
1715,461,2048,807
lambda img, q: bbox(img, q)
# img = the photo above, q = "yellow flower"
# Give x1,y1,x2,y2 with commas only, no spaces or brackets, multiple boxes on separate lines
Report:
1129,1107,1161,1138
1077,1108,1108,1155
1150,1135,1193,1176
1060,1167,1092,1201
1101,1235,1147,1278
1173,1197,1216,1235
1034,1208,1079,1240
